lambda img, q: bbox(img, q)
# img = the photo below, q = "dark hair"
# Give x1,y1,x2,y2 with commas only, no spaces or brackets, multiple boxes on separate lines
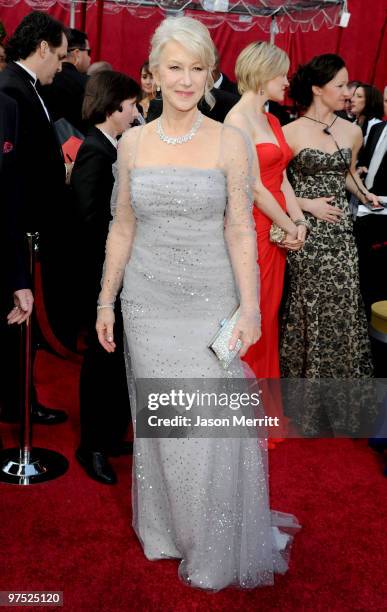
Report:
140,61,152,76
354,83,384,120
5,11,67,62
67,28,87,51
289,53,346,109
82,70,141,124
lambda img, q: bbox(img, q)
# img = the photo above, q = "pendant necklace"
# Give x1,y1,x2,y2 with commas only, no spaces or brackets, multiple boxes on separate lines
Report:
156,111,203,145
303,114,338,135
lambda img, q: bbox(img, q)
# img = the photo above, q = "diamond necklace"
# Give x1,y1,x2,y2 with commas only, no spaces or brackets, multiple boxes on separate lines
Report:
156,111,203,145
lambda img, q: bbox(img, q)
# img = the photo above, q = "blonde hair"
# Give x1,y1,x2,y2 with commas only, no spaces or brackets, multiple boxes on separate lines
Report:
235,42,290,95
149,16,215,108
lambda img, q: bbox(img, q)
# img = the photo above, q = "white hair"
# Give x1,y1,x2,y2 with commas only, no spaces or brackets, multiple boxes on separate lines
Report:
149,16,215,109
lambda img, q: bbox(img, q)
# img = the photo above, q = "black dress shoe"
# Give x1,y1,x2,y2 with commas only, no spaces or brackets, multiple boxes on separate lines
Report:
76,448,117,485
107,441,133,456
31,403,68,425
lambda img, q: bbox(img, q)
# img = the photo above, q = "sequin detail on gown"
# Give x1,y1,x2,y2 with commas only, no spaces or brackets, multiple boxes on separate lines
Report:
117,127,300,591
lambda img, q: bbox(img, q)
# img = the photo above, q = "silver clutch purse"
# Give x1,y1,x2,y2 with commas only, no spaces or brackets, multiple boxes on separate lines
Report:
208,305,242,369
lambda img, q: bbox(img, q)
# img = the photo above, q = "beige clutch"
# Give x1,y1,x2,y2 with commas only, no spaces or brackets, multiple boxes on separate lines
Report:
269,223,286,244
208,305,242,369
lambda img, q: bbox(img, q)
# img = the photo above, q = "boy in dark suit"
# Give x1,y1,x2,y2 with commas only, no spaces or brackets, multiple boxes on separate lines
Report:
71,71,140,484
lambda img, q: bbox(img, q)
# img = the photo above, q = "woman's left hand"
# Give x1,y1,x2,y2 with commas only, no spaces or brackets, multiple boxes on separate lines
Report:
229,309,261,357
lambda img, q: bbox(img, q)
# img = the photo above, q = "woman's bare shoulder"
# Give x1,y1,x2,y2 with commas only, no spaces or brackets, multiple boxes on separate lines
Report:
120,125,144,145
282,118,303,135
224,106,250,132
282,118,304,146
335,115,361,137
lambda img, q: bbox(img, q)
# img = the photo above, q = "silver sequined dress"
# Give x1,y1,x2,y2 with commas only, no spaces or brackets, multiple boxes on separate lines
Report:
111,126,299,591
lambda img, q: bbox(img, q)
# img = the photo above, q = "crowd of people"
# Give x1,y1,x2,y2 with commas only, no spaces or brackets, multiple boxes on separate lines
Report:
0,10,386,592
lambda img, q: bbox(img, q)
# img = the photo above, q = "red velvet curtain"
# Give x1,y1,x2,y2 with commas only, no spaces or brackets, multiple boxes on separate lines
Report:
0,1,386,90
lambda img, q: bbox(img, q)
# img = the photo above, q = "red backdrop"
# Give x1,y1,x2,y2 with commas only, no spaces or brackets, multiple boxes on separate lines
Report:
0,0,386,91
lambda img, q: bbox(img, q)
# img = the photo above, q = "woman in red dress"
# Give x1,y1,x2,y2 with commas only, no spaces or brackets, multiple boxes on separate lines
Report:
226,42,308,377
226,43,308,442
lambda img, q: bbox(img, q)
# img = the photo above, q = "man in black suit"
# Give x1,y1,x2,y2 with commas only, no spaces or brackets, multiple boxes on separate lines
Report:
0,92,30,297
41,28,90,135
360,121,387,452
0,92,34,426
0,11,69,424
354,120,387,317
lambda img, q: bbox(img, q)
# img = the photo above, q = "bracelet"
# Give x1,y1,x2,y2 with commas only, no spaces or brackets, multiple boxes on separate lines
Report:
294,218,312,232
97,303,114,311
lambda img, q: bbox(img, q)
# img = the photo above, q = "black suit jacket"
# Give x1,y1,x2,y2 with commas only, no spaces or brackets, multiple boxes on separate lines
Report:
40,62,88,135
0,62,66,232
0,91,30,296
218,73,239,96
0,63,76,346
70,126,117,320
147,87,239,124
359,121,387,196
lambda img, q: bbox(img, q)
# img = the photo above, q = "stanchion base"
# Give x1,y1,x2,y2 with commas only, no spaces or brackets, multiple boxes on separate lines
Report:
0,447,69,485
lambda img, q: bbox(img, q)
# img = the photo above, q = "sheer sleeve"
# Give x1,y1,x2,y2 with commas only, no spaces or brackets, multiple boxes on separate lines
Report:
98,127,140,305
220,124,260,319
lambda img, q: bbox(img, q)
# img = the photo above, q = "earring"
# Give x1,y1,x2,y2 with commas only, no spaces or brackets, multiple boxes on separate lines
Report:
259,88,265,95
156,85,161,93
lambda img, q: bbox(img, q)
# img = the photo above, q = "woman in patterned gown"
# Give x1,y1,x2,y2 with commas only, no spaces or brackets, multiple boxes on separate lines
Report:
280,54,378,379
96,17,299,591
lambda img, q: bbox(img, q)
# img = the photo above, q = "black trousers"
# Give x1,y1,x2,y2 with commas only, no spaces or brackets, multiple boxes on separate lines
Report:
0,301,60,421
79,306,131,451
354,214,387,319
0,294,22,420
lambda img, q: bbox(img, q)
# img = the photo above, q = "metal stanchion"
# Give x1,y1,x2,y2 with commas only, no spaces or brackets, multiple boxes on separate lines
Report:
0,233,69,485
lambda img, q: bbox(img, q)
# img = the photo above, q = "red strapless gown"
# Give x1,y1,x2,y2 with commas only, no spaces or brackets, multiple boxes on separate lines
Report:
243,112,293,378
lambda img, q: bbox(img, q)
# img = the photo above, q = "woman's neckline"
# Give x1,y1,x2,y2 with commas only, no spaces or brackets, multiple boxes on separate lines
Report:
131,165,225,174
292,146,352,160
253,112,281,149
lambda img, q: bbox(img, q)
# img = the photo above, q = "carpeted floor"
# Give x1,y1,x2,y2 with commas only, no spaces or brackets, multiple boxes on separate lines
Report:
1,349,386,611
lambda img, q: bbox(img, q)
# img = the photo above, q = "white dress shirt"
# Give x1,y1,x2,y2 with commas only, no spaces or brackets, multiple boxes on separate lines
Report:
213,74,223,89
96,127,118,149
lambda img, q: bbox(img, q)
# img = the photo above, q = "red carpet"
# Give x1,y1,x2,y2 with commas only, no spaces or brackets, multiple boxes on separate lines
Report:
1,350,387,611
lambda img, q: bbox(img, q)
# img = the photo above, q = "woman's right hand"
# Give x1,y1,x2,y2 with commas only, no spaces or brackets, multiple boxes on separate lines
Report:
307,196,343,223
96,308,116,353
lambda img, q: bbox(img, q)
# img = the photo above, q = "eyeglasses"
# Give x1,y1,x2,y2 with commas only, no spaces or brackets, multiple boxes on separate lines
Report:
68,47,92,56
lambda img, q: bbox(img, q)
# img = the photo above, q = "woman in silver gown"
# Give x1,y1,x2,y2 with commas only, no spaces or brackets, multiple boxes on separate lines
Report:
96,17,299,591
